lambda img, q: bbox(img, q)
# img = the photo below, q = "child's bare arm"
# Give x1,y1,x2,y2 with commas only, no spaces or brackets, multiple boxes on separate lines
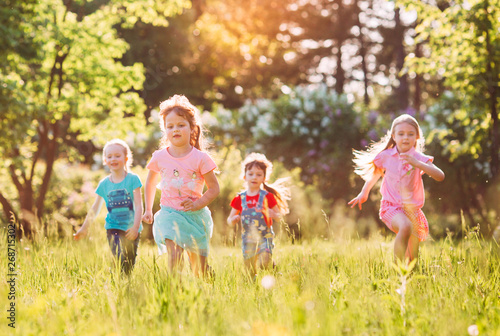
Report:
401,154,445,181
348,169,383,210
268,205,282,220
126,187,143,240
142,170,160,224
74,195,103,240
227,208,240,226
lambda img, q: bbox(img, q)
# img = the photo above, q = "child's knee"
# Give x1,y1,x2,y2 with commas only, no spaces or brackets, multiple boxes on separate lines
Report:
397,220,412,237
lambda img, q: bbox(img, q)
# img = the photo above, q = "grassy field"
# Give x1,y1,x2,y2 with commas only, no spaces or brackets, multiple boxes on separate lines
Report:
1,230,499,336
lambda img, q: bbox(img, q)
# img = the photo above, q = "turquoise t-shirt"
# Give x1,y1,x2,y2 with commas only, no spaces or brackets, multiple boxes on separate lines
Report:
96,172,143,232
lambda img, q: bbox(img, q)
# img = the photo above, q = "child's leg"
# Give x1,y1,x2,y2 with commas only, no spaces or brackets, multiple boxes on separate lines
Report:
186,251,208,277
107,229,124,271
257,252,273,269
165,239,184,273
244,256,258,277
406,234,420,262
121,233,140,274
390,213,413,263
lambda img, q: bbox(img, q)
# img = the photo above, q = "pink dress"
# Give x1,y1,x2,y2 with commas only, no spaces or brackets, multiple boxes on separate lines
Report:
373,147,433,241
146,147,217,256
146,147,217,210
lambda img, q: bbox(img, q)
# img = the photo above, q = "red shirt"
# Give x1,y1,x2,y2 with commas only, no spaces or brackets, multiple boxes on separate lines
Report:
230,192,278,226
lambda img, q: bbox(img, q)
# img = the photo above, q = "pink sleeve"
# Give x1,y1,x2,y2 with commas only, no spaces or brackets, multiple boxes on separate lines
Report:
200,152,217,175
146,150,160,172
373,151,385,169
416,152,433,163
415,152,434,175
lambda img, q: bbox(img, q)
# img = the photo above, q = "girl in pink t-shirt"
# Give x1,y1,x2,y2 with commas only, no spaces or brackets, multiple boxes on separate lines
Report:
349,114,445,263
142,95,220,277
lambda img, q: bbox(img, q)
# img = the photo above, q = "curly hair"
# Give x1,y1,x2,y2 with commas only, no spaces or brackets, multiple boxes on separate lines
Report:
158,94,207,152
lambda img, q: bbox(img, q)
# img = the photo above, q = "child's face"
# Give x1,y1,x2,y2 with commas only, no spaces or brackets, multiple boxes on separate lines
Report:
104,144,127,172
164,111,192,148
244,165,266,190
392,122,418,153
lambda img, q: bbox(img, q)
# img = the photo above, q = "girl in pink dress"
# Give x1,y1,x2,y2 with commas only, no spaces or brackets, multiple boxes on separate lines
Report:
142,95,220,277
349,114,445,263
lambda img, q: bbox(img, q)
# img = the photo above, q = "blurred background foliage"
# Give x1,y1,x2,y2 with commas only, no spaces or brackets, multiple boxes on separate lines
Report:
1,0,499,241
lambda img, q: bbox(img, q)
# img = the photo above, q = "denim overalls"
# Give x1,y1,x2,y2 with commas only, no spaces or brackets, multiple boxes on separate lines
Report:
240,190,274,259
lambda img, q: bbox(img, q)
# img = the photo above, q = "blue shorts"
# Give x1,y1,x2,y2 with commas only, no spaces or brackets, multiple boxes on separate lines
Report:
153,206,213,257
242,237,274,260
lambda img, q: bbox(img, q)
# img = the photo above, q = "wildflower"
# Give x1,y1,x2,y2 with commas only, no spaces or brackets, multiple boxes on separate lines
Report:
467,325,479,336
261,275,276,289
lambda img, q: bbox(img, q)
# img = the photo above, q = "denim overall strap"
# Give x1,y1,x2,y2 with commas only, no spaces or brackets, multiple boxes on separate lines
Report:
240,191,249,212
255,189,266,211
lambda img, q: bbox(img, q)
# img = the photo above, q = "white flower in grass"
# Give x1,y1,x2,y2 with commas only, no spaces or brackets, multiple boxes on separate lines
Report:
467,325,479,336
261,275,275,289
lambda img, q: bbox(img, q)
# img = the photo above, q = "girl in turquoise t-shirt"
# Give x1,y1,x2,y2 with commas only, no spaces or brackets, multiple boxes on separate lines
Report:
74,139,143,274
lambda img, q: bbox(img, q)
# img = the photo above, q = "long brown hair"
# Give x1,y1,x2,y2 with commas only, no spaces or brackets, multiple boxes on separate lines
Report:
353,114,425,181
242,152,290,215
158,95,206,151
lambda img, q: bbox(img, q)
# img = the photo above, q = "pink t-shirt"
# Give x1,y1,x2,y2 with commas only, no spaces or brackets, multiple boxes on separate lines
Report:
146,147,217,210
373,147,433,208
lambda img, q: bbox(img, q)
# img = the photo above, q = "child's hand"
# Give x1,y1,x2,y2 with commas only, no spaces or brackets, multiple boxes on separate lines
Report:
228,214,240,226
400,153,420,168
125,226,139,241
348,192,368,210
180,198,201,212
268,209,281,220
142,210,153,224
73,226,88,240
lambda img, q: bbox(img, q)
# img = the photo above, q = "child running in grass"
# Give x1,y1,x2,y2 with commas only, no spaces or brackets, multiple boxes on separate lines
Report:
227,153,290,277
142,95,219,277
349,114,445,263
74,139,143,275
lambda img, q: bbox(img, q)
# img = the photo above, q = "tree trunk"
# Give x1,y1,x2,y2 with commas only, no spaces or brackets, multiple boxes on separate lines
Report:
355,0,370,106
35,121,60,219
484,6,499,178
394,7,409,111
413,43,422,112
0,192,16,224
334,3,348,95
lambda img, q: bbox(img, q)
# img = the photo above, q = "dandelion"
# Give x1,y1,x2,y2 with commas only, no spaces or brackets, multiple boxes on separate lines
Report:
467,325,479,336
305,301,315,311
261,275,276,289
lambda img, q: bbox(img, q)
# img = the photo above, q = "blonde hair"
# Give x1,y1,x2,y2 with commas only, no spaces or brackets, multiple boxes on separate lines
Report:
103,139,133,171
158,94,206,151
241,152,291,215
353,114,425,181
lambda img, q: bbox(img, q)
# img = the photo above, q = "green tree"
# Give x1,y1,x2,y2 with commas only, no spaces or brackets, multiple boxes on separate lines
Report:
403,0,499,175
0,0,189,234
402,0,500,231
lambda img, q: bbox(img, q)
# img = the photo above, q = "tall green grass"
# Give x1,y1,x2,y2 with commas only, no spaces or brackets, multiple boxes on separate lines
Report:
1,230,499,335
